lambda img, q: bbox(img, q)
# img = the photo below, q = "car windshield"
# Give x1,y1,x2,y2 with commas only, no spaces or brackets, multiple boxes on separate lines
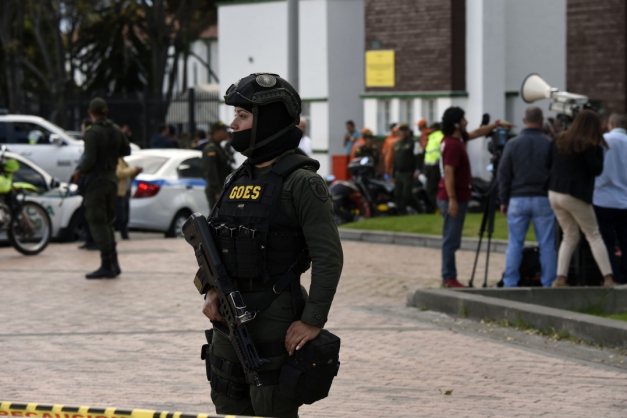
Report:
125,155,168,174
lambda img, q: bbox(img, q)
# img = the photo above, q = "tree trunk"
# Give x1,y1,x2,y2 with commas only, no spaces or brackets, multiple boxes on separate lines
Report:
0,0,25,112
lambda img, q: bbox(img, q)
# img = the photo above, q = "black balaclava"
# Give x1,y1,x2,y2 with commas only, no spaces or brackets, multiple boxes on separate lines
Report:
231,101,302,165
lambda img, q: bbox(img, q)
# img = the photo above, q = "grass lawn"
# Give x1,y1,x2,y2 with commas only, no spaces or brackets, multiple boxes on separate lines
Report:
585,311,627,322
339,213,538,242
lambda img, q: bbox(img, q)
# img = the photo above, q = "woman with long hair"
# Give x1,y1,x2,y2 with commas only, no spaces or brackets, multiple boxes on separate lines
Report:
546,109,615,286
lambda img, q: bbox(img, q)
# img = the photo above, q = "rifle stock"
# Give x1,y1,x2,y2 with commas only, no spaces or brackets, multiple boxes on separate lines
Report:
183,212,269,386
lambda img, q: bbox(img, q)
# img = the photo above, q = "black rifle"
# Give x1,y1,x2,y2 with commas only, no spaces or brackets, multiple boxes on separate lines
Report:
182,212,269,386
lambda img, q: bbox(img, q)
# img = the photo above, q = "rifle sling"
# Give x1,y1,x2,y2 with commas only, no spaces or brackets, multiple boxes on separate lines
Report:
253,249,309,317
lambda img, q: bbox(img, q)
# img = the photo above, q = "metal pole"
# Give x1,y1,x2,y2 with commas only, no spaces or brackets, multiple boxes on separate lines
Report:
287,0,299,90
188,87,196,139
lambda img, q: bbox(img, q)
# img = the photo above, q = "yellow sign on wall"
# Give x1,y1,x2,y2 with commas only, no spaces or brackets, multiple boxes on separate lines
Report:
366,50,395,87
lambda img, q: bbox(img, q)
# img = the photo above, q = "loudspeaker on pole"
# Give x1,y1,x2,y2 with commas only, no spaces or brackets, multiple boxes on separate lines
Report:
520,73,555,103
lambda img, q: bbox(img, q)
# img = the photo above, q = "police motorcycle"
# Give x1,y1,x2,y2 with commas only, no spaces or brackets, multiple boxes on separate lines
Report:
329,156,399,224
0,145,52,255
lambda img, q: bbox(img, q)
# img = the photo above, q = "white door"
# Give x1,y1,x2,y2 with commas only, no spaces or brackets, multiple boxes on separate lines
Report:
11,121,78,181
177,157,209,215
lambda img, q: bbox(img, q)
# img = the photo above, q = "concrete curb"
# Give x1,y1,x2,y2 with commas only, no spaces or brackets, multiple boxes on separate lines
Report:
407,288,627,348
339,228,513,253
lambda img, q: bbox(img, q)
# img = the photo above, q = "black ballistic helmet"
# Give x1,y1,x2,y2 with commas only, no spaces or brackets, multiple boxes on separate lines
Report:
224,73,301,156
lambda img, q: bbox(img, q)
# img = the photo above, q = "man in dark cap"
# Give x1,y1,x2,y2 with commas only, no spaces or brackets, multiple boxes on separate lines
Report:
393,123,419,214
201,121,233,209
197,73,343,417
78,97,130,279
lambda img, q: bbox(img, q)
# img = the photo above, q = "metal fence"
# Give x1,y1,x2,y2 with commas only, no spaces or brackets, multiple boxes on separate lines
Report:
23,87,221,148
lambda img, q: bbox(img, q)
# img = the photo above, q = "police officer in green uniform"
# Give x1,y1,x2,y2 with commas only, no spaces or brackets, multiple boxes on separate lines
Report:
201,121,233,209
200,73,343,418
79,98,130,279
354,130,380,166
393,123,418,215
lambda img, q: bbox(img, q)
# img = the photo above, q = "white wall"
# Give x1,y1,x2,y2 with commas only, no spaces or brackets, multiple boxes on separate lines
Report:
504,0,566,129
364,98,378,134
310,101,329,151
326,0,365,156
218,1,289,95
299,0,328,99
465,0,506,179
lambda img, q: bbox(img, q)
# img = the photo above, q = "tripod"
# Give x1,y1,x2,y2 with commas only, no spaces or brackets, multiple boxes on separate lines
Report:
469,168,499,288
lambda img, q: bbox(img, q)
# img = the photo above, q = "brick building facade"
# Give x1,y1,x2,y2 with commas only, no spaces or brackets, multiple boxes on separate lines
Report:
567,0,627,114
365,0,465,92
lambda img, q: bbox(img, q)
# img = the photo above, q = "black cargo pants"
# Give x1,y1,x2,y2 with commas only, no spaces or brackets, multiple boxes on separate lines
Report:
84,181,117,255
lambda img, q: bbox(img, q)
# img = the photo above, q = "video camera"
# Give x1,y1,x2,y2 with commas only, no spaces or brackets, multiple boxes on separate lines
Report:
481,113,512,158
521,73,593,126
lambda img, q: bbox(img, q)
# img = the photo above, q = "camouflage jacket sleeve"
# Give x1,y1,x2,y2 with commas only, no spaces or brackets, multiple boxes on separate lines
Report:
284,168,343,327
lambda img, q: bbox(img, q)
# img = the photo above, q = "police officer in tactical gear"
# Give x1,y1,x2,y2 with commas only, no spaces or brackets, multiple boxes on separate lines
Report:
393,123,419,215
201,73,343,418
79,97,131,279
202,121,233,210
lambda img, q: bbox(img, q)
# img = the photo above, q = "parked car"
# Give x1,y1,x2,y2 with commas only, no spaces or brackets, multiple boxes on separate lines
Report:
0,111,139,182
0,151,84,242
126,149,210,237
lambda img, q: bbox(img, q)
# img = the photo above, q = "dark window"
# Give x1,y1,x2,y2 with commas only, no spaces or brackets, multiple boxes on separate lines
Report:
12,161,48,191
0,122,8,143
12,122,52,145
177,157,203,179
124,155,167,175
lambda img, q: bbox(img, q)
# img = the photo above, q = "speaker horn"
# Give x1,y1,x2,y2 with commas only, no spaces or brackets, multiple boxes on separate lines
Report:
521,73,554,103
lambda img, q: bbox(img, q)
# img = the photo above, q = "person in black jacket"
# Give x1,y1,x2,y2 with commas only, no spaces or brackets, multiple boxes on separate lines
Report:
498,107,556,287
546,110,615,286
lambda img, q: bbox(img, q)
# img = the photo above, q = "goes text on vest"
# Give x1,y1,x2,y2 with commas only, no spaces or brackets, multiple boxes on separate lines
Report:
228,185,263,201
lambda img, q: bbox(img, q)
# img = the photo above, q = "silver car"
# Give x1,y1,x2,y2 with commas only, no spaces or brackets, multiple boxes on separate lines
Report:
126,149,210,237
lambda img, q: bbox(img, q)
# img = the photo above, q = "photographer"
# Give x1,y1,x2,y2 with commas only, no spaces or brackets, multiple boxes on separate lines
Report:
546,110,615,287
498,107,556,287
437,107,512,288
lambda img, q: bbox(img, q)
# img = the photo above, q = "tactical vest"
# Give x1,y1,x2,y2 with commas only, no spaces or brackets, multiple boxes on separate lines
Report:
393,138,416,173
211,154,320,284
424,130,444,165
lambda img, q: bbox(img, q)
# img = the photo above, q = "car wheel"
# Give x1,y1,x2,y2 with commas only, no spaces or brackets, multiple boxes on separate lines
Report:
61,210,86,242
165,209,191,238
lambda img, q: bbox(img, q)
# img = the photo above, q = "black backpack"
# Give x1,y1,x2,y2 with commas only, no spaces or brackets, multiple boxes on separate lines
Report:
497,246,542,287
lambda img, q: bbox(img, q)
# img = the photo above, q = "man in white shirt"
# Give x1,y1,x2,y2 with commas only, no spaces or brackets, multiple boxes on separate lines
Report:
594,113,627,284
297,117,313,157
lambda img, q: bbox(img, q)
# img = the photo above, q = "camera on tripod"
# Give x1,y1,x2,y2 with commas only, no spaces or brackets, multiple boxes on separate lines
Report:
520,73,594,127
481,113,512,159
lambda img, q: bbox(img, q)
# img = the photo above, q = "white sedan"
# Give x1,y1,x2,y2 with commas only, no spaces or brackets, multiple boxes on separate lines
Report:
0,112,139,182
126,149,210,237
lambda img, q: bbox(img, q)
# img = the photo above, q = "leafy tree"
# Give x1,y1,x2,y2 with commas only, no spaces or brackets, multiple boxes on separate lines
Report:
74,0,151,95
140,0,217,102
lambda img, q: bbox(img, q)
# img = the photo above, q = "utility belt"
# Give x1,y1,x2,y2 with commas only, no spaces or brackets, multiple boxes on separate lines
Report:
202,327,341,405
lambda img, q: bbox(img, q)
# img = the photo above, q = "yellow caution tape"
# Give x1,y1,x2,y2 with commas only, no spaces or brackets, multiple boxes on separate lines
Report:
0,402,263,418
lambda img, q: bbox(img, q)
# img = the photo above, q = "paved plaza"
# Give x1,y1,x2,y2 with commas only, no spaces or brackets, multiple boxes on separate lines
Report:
1,235,627,417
